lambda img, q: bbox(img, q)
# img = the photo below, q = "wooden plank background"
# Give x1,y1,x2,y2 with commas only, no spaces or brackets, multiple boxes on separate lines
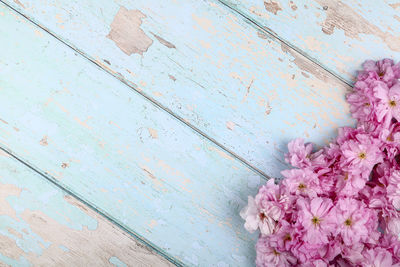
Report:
0,150,173,266
0,4,261,265
218,0,400,83
1,0,354,178
1,0,398,266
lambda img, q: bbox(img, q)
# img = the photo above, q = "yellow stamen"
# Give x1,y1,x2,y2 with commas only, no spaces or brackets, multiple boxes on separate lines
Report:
389,100,397,107
311,216,320,226
344,218,352,226
284,233,292,241
358,152,366,159
298,183,306,190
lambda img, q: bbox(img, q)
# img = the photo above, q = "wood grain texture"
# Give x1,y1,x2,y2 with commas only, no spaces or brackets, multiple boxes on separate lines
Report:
218,0,400,83
0,151,174,267
0,4,262,266
1,0,354,178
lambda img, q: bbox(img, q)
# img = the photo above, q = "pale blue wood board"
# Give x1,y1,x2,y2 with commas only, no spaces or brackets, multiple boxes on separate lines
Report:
2,0,354,178
218,0,400,84
0,151,174,266
0,5,262,266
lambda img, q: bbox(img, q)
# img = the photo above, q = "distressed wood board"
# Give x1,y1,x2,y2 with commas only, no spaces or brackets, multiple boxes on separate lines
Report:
218,0,400,84
2,0,354,178
0,4,264,266
0,150,173,267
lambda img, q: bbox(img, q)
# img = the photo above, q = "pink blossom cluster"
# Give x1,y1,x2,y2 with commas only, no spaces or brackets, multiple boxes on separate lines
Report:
241,59,400,266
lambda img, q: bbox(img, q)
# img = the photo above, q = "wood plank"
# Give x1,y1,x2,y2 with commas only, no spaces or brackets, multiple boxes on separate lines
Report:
1,0,354,177
0,150,174,267
0,5,262,266
217,0,400,83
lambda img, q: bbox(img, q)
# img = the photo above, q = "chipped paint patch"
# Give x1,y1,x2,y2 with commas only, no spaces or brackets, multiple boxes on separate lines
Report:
226,121,235,130
280,43,329,82
389,3,400,9
264,0,282,15
151,33,176,49
168,74,176,81
147,128,158,139
61,162,69,169
107,7,153,55
317,0,400,51
13,0,25,9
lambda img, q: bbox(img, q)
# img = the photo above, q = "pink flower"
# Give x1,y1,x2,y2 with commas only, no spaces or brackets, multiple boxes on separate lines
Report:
334,198,378,246
340,132,383,171
240,196,276,236
335,169,368,197
285,138,313,168
255,236,297,267
255,179,290,222
377,123,400,159
268,219,303,253
386,217,400,237
347,82,376,124
281,169,321,198
374,82,400,127
333,198,378,246
362,247,399,267
339,242,365,265
380,234,400,262
387,171,400,210
361,59,400,86
285,139,326,170
298,259,329,267
296,197,334,244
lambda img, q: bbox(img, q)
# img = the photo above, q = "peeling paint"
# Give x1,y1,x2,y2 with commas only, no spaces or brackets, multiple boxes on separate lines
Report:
61,162,69,168
13,0,25,9
107,7,153,55
147,128,158,139
39,136,48,146
264,0,282,15
281,43,330,82
317,0,400,51
168,74,176,81
226,121,235,130
151,33,176,49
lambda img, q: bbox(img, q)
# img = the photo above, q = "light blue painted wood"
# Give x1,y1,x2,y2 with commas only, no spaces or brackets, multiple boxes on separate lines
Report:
0,5,262,265
218,0,400,84
0,151,174,266
1,0,354,178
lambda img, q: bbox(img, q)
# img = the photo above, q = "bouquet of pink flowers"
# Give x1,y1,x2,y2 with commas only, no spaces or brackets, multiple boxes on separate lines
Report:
241,59,400,266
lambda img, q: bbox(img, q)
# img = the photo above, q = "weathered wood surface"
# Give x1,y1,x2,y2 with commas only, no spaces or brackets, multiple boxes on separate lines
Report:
218,0,400,83
0,4,265,265
1,0,354,178
0,150,174,267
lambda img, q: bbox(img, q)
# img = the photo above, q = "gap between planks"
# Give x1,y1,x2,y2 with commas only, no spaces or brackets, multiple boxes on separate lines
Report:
0,145,184,267
215,0,353,88
0,0,271,181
